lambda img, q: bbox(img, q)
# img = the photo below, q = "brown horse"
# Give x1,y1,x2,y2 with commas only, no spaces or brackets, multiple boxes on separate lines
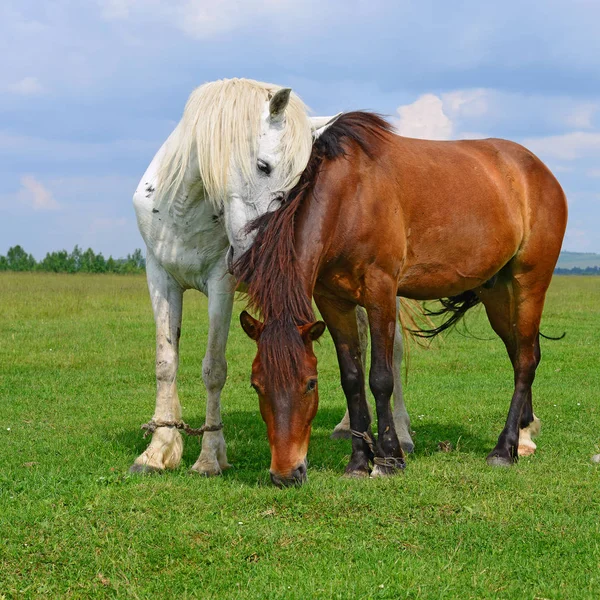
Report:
235,112,568,487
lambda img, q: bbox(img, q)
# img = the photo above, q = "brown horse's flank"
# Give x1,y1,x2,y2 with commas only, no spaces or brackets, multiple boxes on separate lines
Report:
237,110,567,482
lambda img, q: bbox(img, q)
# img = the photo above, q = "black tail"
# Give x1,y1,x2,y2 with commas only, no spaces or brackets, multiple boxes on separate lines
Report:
411,290,481,339
540,331,566,341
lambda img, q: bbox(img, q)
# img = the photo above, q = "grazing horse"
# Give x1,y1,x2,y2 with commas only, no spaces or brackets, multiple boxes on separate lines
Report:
130,79,409,475
234,111,567,487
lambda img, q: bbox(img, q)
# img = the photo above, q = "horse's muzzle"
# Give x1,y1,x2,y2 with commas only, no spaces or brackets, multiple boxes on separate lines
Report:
270,462,307,488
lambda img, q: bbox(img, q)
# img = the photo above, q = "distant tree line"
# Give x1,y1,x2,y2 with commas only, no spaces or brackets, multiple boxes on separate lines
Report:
1,244,598,276
554,266,600,275
0,245,145,274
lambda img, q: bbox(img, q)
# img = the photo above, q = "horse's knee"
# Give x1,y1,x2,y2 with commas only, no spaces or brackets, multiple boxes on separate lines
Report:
156,358,176,384
369,367,394,401
202,355,227,393
340,366,362,398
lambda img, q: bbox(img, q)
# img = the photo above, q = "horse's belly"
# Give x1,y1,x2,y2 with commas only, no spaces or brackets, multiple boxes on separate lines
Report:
397,250,514,300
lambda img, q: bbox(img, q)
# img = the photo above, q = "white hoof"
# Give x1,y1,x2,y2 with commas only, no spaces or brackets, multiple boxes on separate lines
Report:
190,430,231,476
518,440,537,457
518,415,541,457
130,427,183,472
529,414,541,437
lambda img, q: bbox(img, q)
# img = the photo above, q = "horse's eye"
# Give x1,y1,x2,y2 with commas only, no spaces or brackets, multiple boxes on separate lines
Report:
257,159,272,176
251,382,260,393
305,379,317,394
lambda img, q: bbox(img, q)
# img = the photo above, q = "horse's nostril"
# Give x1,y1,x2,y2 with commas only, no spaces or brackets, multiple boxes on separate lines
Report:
270,464,307,488
290,463,307,483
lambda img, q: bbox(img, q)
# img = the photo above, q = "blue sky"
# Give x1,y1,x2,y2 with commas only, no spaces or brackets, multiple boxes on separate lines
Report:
1,0,600,257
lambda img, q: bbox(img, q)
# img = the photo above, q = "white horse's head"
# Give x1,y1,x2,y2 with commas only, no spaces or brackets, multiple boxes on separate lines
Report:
153,78,338,266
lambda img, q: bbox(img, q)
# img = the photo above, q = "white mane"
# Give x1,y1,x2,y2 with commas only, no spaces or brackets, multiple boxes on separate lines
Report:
155,78,313,208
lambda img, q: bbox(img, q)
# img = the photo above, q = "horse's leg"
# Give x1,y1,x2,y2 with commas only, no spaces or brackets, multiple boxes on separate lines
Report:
478,280,543,461
365,276,405,477
479,271,549,466
315,295,373,477
190,273,234,476
130,252,184,473
331,302,413,452
517,335,542,457
331,307,372,439
391,297,414,453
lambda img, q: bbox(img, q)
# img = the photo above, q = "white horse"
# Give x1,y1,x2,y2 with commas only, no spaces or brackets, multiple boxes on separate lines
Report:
131,78,413,475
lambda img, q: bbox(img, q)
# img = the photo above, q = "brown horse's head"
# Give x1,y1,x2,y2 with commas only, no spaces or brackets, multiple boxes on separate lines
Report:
240,310,326,487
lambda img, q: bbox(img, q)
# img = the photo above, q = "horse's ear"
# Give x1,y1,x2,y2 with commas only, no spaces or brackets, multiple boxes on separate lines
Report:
240,311,263,341
269,88,292,121
299,321,326,342
310,113,342,139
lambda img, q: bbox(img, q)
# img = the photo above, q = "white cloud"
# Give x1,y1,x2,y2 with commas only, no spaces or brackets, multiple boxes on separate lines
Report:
565,103,597,129
393,94,453,140
7,76,44,95
96,0,297,38
97,0,136,19
522,131,600,161
18,175,60,211
393,89,491,140
441,88,488,119
586,168,600,178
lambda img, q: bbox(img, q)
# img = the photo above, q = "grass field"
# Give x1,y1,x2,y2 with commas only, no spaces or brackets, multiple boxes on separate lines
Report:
1,273,599,599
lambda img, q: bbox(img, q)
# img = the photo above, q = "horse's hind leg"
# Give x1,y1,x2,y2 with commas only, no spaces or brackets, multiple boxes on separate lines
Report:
517,336,542,457
331,302,414,453
479,272,549,466
391,298,414,453
190,272,234,476
130,252,184,473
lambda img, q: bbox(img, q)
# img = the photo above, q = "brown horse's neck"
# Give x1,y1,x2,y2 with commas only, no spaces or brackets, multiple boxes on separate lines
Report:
233,180,323,393
235,111,394,323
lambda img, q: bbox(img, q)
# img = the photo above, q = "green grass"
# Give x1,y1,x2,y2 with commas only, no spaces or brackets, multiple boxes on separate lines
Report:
1,273,599,599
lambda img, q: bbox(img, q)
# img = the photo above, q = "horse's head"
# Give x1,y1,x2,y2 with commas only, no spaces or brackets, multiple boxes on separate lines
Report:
223,87,339,270
240,310,326,487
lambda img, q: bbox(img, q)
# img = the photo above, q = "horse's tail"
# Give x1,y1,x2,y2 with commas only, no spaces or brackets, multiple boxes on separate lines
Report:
540,331,566,341
409,291,566,341
411,290,481,339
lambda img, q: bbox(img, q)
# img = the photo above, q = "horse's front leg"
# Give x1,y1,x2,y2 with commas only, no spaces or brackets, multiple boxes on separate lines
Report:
190,272,234,476
366,276,405,477
331,302,414,453
315,295,373,477
130,252,184,473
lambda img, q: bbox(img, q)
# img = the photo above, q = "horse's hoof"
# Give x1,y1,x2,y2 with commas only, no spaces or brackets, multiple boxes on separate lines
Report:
370,463,404,478
331,428,352,440
486,453,514,467
129,463,163,475
518,443,536,457
591,454,600,464
189,460,223,477
400,440,415,454
343,468,370,479
343,463,371,478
